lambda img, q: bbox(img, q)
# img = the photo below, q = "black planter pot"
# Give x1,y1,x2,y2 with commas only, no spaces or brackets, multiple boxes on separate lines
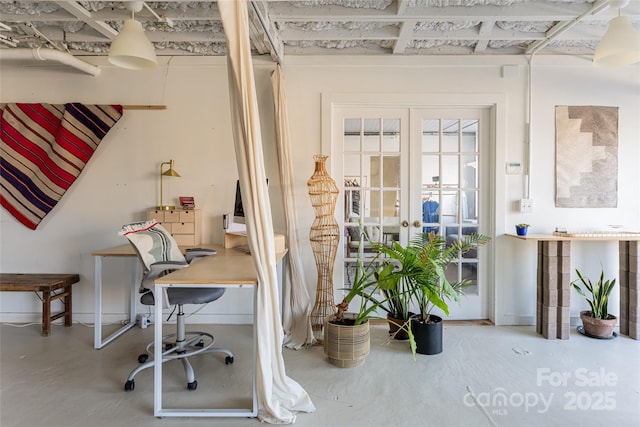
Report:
411,315,443,355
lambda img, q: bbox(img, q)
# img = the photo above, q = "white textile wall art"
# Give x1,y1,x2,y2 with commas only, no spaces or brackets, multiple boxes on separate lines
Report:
555,105,618,208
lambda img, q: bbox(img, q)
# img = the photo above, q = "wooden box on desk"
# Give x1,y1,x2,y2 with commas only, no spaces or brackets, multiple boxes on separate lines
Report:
224,231,285,252
148,208,201,246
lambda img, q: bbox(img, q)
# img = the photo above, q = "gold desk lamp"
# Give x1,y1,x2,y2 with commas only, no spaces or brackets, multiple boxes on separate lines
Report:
157,159,180,210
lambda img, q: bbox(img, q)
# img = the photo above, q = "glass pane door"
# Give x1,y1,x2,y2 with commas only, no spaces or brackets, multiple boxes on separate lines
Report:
334,106,489,319
340,110,409,289
411,108,489,319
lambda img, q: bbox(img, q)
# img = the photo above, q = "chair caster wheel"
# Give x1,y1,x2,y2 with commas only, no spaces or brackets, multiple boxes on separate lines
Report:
124,380,135,392
187,380,198,390
225,356,234,365
165,343,174,351
196,339,204,347
138,354,149,363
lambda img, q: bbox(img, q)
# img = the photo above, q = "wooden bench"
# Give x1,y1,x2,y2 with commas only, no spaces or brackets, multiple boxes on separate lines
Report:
0,273,80,336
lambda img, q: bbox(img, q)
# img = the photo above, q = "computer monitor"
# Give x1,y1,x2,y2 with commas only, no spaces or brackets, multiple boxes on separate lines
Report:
233,180,245,225
233,179,268,225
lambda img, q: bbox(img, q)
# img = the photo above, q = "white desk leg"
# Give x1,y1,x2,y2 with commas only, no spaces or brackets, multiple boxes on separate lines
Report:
277,255,285,318
129,260,138,325
94,256,138,349
252,283,258,416
154,283,164,417
152,283,258,418
93,256,103,349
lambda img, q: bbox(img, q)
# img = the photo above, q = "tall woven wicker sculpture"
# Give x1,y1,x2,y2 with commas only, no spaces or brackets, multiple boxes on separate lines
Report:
307,154,340,343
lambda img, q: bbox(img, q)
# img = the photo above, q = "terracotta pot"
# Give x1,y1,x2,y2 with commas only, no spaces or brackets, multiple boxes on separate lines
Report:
387,314,409,340
580,310,617,338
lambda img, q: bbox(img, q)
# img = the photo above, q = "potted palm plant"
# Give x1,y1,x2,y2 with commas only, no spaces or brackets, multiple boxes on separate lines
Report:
350,226,416,342
375,232,490,355
360,261,413,340
325,254,413,366
325,228,414,367
571,267,617,339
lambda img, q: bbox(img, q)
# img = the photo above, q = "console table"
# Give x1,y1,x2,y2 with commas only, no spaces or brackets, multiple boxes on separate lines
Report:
507,233,639,340
0,273,79,336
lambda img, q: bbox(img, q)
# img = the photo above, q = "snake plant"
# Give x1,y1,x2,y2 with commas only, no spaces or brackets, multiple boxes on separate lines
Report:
571,267,616,319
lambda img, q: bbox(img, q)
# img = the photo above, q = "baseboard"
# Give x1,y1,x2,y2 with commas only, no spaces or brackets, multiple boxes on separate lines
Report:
497,315,536,326
0,313,254,325
371,318,494,326
444,319,494,325
497,315,600,327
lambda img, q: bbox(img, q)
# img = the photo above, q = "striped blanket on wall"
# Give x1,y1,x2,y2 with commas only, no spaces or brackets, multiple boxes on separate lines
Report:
0,103,123,230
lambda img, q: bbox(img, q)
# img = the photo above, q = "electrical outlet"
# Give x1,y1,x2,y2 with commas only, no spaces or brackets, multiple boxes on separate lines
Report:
136,314,151,329
520,198,534,213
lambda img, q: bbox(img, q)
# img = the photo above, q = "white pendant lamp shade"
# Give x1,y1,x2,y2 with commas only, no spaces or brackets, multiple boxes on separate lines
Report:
593,16,640,66
108,19,157,70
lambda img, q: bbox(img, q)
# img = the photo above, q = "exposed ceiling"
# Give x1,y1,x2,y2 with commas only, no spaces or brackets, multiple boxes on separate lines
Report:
0,0,639,64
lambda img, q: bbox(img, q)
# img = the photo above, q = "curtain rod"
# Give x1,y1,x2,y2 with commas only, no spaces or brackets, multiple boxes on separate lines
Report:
0,104,166,110
122,105,167,110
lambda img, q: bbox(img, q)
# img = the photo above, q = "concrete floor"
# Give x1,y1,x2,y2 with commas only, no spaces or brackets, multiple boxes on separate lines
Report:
1,322,639,427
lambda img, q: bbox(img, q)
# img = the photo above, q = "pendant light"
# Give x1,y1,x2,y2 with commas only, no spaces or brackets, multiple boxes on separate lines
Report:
593,1,640,66
108,1,157,70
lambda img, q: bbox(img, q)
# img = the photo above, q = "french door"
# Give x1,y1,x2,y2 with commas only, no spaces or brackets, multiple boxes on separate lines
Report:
335,106,490,319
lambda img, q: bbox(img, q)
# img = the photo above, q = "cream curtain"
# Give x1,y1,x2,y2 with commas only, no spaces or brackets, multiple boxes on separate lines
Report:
218,1,315,424
271,65,316,349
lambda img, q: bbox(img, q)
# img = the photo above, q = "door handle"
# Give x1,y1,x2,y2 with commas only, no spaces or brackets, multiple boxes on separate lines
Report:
401,220,409,227
413,220,421,228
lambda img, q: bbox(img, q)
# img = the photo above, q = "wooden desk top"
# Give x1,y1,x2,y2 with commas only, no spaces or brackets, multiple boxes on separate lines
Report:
506,233,640,242
156,247,287,286
155,253,259,285
91,243,224,257
93,243,286,286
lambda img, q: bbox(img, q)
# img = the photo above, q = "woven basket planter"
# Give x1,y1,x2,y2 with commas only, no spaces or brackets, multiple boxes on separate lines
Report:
323,314,370,368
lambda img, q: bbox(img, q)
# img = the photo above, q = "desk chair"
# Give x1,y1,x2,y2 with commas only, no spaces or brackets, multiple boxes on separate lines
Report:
119,221,233,392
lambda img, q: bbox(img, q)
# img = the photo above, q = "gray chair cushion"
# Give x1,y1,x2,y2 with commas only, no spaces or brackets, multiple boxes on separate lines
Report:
346,225,361,242
141,287,226,306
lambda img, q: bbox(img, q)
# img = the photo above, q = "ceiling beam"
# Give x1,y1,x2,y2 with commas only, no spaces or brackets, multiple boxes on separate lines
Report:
393,20,417,54
474,21,495,53
0,0,637,59
57,1,117,39
267,1,627,22
393,0,414,54
525,0,611,55
397,0,409,16
249,1,283,63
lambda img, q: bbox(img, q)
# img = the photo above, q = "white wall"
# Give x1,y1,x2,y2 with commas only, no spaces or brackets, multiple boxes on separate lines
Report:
1,55,638,327
499,57,640,324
